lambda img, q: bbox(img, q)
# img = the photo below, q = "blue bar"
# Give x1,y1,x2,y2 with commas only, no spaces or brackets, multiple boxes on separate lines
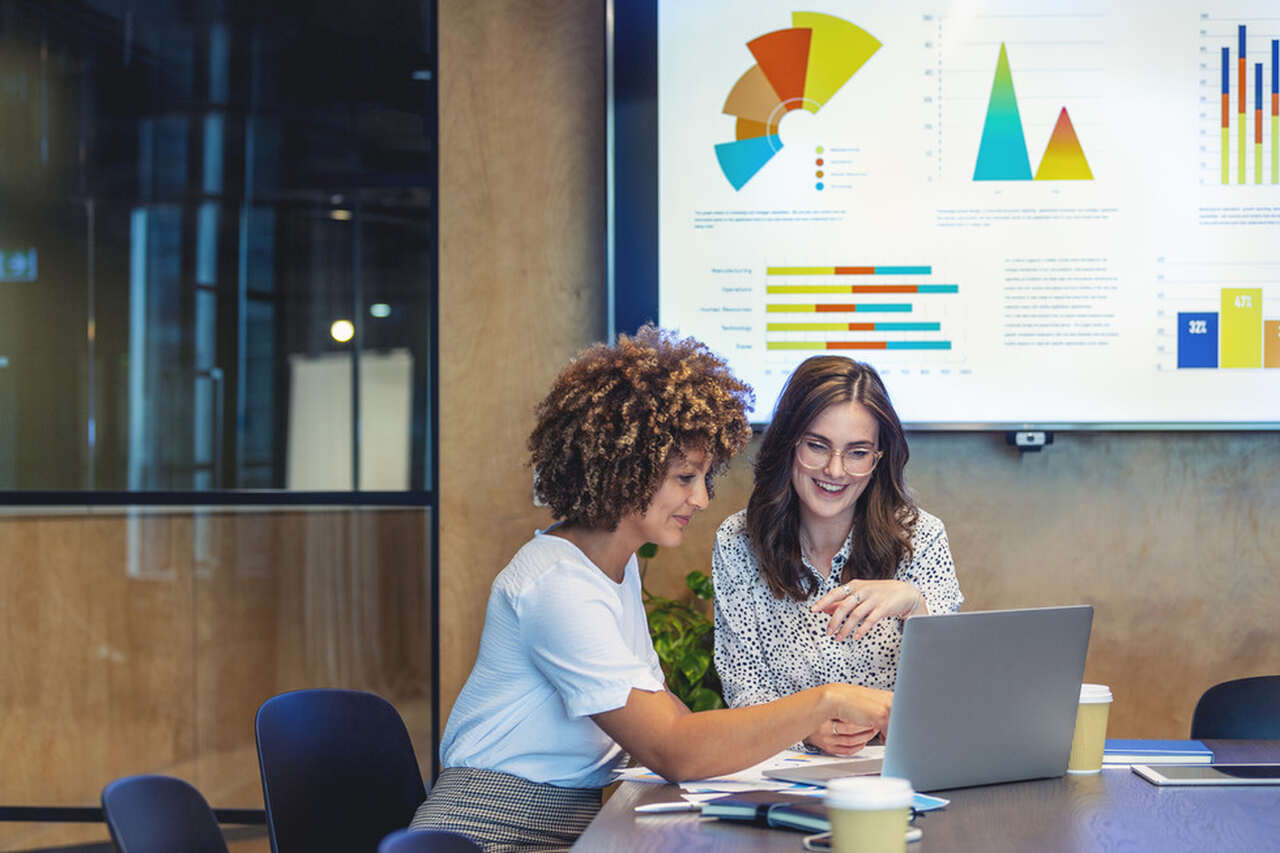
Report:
1177,312,1218,368
1239,25,1246,61
1222,47,1230,95
874,322,940,331
886,341,951,350
857,303,913,312
874,266,931,275
917,284,959,293
1273,41,1278,92
1257,63,1263,111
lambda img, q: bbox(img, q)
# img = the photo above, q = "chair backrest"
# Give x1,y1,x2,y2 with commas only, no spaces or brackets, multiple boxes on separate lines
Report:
1190,675,1280,739
101,774,229,853
255,688,427,853
378,828,482,853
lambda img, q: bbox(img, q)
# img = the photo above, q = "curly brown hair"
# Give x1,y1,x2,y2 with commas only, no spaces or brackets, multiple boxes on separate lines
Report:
529,326,754,530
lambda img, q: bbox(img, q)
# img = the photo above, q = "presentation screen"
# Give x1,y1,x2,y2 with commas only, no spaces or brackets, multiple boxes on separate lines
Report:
609,0,1280,428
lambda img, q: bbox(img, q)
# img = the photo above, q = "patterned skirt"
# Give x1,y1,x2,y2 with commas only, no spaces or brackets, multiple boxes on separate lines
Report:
409,767,602,853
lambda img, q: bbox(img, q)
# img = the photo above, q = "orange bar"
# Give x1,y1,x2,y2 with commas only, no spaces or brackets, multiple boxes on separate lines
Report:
1222,93,1231,127
1239,58,1246,113
816,304,858,312
827,341,887,350
1258,109,1264,143
1274,92,1279,116
833,266,876,274
848,323,875,331
849,285,916,293
1266,321,1280,367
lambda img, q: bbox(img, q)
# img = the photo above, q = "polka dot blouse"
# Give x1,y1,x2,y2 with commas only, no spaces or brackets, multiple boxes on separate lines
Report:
712,508,963,707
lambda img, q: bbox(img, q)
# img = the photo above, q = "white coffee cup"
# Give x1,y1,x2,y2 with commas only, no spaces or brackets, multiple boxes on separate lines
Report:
825,776,914,853
1066,683,1113,774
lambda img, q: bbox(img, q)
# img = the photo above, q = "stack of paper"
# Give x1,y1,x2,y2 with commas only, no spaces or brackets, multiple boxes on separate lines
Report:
616,747,949,814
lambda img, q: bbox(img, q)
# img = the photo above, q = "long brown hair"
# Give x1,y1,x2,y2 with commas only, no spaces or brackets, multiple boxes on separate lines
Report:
745,356,917,600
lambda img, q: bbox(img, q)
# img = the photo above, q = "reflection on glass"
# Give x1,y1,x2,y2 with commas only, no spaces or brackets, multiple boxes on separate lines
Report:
0,0,434,493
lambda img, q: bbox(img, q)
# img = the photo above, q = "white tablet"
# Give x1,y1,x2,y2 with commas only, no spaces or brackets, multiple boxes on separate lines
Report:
1132,764,1280,786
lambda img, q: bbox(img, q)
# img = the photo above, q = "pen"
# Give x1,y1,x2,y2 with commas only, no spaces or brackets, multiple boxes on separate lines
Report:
633,801,702,814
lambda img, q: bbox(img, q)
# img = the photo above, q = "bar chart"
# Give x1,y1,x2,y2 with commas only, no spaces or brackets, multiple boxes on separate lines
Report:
1211,22,1279,185
1158,259,1280,369
764,265,958,353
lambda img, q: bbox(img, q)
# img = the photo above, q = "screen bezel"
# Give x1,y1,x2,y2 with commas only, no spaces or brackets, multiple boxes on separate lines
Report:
605,0,1280,432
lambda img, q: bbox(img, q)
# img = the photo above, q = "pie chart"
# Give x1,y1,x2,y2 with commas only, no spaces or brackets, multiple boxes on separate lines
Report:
715,12,881,190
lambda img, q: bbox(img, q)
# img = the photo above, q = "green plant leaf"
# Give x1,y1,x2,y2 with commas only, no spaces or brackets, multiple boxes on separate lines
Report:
687,685,726,712
678,647,710,685
637,542,658,559
686,570,714,600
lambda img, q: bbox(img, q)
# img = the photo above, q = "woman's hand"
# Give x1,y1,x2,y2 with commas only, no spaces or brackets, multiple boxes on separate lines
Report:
811,580,926,642
804,720,878,756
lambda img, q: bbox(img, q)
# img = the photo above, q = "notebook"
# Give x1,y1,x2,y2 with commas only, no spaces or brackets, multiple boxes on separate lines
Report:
763,606,1094,792
701,790,949,832
1102,739,1213,765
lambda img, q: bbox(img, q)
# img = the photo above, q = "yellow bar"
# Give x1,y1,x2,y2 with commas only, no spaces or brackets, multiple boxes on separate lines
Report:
768,322,847,331
1273,117,1279,184
766,304,817,313
768,285,851,294
1257,143,1263,184
767,341,826,350
1220,288,1263,368
767,266,837,275
1222,127,1230,184
1239,114,1246,182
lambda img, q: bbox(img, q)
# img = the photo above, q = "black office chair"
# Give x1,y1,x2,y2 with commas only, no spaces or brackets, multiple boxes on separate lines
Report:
378,828,482,853
1190,675,1280,739
255,688,428,853
101,774,229,853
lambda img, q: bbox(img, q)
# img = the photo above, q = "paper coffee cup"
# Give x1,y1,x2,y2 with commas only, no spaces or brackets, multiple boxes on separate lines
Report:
825,776,914,853
1066,683,1113,774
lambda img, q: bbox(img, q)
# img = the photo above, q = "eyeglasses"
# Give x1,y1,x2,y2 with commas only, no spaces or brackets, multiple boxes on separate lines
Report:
794,438,883,477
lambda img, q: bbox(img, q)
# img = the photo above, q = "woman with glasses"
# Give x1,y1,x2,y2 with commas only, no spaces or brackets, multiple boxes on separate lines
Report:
713,355,962,757
411,331,892,852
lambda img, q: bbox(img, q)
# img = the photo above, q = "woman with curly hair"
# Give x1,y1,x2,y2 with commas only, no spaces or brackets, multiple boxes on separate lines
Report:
410,329,892,852
713,356,963,757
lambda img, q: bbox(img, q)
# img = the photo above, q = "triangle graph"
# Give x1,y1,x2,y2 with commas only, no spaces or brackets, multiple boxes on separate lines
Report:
973,44,1093,181
715,12,880,191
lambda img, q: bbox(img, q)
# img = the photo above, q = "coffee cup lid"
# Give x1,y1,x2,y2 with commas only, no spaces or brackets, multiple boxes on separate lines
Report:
1079,683,1113,704
825,776,914,810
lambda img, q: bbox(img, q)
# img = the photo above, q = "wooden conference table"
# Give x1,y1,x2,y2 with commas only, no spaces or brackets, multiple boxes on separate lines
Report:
573,741,1280,852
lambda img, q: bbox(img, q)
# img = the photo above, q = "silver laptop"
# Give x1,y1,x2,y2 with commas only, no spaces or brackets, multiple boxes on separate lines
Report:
764,606,1093,792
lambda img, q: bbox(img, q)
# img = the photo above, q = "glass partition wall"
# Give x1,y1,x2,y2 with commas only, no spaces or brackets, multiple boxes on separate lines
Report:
0,1,437,849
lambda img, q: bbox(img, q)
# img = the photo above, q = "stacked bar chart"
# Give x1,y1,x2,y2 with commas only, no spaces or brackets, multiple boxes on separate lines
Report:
1176,288,1279,368
1218,25,1279,184
765,266,957,352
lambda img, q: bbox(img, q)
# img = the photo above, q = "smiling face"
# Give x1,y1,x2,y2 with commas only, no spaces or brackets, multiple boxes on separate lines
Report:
789,400,880,530
616,448,713,550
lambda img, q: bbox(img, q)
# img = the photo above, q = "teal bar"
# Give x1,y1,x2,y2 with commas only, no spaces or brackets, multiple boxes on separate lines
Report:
876,322,940,331
886,340,951,350
874,266,932,275
858,303,913,312
917,284,958,293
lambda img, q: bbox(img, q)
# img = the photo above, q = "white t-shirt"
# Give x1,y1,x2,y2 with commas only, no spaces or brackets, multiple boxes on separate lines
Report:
440,530,665,788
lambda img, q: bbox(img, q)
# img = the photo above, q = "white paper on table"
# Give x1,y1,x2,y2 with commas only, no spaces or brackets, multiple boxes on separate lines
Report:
612,746,885,793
